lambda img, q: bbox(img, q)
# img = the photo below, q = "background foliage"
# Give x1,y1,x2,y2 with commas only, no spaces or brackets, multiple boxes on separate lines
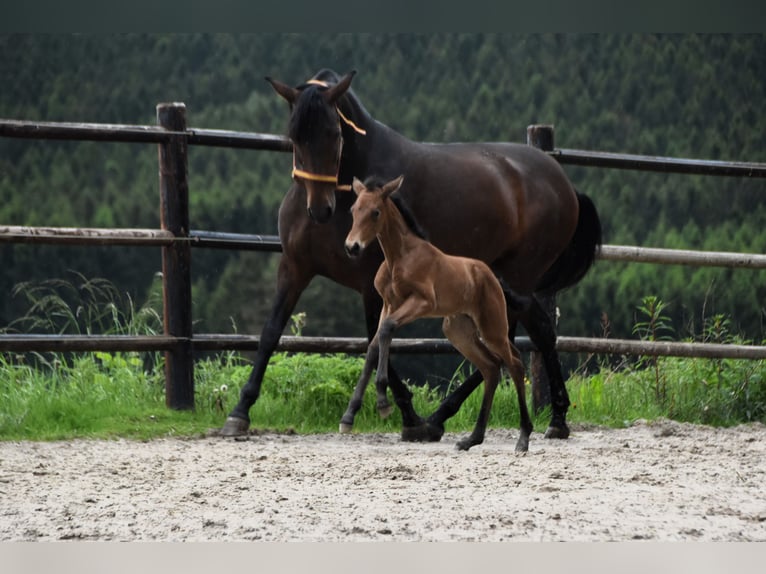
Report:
1,34,765,381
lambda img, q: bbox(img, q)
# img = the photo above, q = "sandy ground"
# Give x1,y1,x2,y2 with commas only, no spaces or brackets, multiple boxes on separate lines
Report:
1,419,765,542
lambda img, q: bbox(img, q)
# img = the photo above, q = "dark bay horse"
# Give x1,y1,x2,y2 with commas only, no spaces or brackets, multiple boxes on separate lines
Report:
221,68,602,441
346,176,533,451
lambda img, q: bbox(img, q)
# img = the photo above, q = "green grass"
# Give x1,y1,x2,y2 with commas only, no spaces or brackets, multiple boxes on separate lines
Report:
2,347,764,441
1,278,764,441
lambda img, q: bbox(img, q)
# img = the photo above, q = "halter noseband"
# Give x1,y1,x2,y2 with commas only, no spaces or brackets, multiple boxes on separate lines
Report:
290,79,366,192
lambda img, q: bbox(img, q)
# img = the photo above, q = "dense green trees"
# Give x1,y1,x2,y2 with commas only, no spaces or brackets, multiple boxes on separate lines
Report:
1,34,765,368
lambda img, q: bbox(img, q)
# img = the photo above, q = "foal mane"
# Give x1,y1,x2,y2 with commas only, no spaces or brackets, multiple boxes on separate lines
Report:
362,176,429,241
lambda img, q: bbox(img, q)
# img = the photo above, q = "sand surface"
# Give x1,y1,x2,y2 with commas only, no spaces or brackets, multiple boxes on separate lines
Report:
2,419,765,542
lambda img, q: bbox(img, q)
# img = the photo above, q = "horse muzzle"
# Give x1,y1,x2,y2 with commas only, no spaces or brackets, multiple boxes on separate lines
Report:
344,241,362,258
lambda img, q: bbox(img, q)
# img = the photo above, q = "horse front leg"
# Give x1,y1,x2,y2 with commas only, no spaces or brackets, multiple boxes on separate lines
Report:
221,258,310,437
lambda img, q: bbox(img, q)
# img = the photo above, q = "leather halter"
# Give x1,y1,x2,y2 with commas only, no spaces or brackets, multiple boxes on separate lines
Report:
290,79,366,192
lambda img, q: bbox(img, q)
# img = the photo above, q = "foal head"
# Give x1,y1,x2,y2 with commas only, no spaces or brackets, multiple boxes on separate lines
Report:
345,175,405,258
266,70,356,224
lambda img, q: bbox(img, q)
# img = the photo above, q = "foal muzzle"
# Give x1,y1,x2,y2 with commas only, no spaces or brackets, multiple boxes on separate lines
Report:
344,241,362,258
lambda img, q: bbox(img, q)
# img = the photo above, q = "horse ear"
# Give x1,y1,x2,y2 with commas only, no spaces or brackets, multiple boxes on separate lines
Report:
265,76,299,104
382,175,404,199
324,70,357,105
352,177,366,196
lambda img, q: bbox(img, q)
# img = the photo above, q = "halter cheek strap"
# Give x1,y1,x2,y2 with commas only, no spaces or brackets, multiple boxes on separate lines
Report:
291,79,366,191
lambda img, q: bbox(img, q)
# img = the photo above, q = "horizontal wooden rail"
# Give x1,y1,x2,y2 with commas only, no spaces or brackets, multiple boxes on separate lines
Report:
3,334,765,361
0,119,292,151
188,230,283,251
4,118,766,177
552,148,766,177
195,335,766,360
599,245,766,269
0,334,180,353
5,225,766,271
0,226,175,246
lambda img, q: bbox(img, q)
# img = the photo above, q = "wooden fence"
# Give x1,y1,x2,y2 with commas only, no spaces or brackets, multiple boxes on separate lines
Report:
2,106,766,410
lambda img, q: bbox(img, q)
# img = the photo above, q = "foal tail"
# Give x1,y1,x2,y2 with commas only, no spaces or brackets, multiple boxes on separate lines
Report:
535,191,602,294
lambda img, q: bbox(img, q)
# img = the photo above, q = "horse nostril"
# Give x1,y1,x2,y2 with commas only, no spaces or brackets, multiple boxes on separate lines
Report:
345,242,360,258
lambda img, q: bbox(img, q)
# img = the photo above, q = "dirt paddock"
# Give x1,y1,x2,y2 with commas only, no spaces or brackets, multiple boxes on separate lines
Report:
1,419,765,542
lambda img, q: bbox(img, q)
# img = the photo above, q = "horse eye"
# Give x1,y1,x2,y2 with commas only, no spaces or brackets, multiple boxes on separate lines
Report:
372,209,381,220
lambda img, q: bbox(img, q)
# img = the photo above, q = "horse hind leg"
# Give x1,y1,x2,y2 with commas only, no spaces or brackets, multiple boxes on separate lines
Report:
521,295,571,439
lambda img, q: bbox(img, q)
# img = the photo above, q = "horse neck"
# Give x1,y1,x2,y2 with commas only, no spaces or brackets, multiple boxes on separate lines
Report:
376,201,421,267
338,101,417,181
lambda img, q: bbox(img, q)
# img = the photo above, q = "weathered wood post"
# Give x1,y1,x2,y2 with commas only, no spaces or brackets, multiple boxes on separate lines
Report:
157,103,194,409
526,124,557,414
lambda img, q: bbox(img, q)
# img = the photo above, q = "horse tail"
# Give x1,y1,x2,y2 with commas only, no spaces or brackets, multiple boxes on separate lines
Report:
535,191,602,294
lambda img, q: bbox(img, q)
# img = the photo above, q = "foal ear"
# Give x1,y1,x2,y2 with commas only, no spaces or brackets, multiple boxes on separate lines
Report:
265,76,300,104
324,70,357,105
352,177,366,196
382,175,405,199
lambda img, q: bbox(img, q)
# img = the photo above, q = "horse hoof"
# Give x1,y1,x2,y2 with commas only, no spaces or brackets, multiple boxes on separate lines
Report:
401,422,444,443
377,404,394,419
220,416,250,437
544,425,570,440
515,437,530,452
339,422,354,434
455,439,473,451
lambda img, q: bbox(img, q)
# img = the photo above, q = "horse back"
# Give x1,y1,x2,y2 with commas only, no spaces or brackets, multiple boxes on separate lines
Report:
386,140,579,289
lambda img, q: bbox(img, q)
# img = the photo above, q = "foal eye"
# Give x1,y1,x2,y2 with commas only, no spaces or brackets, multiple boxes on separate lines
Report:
371,209,381,220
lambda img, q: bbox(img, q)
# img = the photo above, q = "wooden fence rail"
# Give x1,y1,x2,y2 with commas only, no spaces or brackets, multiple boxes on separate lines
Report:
1,112,765,410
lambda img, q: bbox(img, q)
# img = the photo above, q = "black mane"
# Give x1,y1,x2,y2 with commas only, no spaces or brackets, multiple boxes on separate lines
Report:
288,84,335,143
289,69,370,144
362,176,429,241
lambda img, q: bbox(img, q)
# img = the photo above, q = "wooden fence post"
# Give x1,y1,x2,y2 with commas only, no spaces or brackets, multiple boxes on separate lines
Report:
157,103,194,410
526,124,557,414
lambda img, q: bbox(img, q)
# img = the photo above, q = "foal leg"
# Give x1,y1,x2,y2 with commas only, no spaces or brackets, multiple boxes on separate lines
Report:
495,340,533,452
442,315,501,451
338,291,393,432
339,335,380,433
376,302,442,442
425,289,522,431
363,291,394,419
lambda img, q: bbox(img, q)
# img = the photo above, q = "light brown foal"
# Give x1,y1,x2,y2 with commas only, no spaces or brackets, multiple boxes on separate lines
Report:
344,176,533,451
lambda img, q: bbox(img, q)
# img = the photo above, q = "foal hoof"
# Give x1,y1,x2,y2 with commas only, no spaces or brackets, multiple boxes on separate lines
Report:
515,436,530,453
339,422,354,434
220,416,250,437
377,404,394,419
544,425,570,440
401,422,444,443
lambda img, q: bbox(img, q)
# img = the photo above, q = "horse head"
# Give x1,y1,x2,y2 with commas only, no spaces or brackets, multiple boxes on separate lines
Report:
345,175,404,258
267,70,357,223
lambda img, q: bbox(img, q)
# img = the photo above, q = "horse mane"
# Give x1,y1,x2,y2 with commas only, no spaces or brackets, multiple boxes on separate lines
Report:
288,84,332,143
362,176,429,241
289,69,371,143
